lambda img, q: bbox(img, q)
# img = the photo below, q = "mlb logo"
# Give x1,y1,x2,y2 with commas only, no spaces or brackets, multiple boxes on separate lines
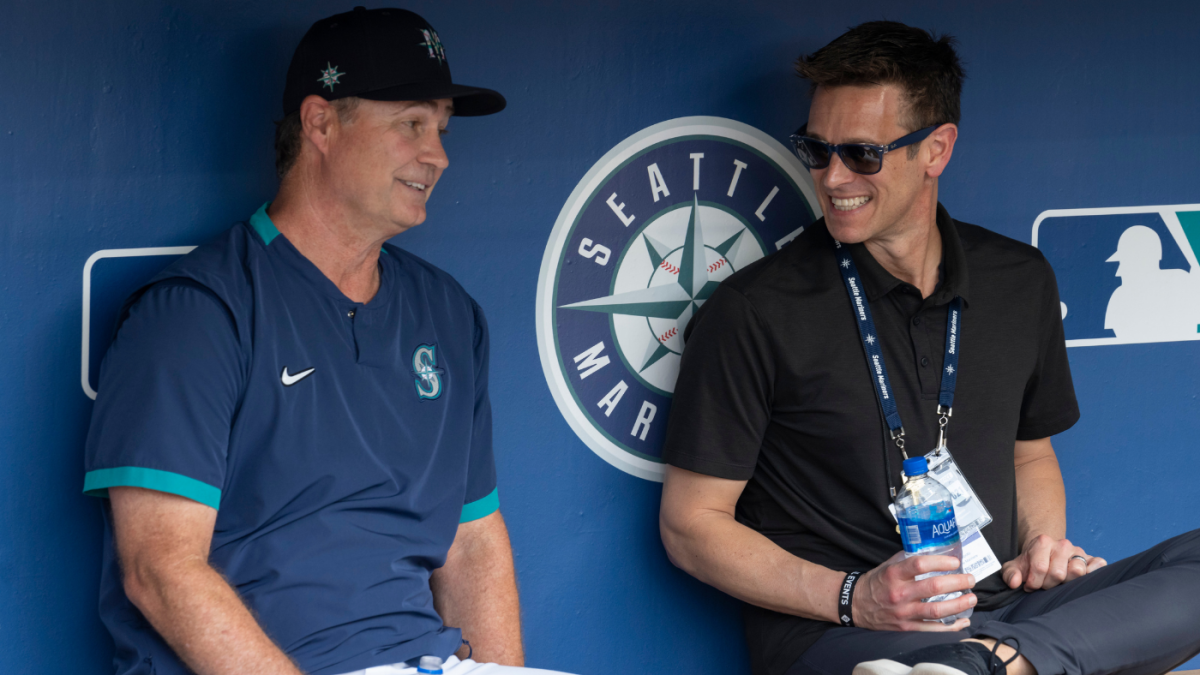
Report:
1033,205,1200,347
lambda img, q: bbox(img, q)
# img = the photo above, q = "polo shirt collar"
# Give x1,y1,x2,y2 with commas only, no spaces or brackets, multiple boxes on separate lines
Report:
849,202,971,306
249,202,282,245
247,202,397,309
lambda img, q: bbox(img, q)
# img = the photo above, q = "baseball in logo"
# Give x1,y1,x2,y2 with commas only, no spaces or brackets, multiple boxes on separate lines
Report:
537,117,821,480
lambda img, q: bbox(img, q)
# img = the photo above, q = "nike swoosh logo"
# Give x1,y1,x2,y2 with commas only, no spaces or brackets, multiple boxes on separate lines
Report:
281,366,315,386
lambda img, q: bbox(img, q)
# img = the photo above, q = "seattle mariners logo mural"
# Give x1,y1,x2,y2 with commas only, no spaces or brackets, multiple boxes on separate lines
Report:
1034,204,1200,347
537,117,820,480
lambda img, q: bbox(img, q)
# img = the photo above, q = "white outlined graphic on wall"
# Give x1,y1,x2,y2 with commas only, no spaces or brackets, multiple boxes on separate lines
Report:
1033,204,1200,348
81,247,194,399
536,117,822,480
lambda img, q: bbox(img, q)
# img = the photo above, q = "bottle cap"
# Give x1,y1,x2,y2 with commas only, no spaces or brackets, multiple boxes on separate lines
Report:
902,456,928,477
417,655,444,674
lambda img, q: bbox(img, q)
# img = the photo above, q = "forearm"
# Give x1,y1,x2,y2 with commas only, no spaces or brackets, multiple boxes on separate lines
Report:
110,487,301,675
431,512,523,666
660,507,846,623
126,557,301,675
1013,440,1067,550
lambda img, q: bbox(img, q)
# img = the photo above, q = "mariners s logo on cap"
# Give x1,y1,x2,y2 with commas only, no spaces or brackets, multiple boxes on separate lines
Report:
419,28,446,63
536,117,821,480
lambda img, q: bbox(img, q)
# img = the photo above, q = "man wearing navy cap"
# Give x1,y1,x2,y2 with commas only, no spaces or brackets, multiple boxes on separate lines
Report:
83,8,563,675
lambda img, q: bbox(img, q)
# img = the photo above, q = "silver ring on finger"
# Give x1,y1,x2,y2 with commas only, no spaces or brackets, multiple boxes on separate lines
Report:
1070,555,1088,564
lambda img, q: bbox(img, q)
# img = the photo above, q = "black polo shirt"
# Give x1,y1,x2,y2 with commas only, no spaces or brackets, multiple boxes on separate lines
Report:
662,204,1080,675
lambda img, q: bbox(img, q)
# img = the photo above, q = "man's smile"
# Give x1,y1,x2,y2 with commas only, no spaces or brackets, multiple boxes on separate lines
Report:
831,195,872,212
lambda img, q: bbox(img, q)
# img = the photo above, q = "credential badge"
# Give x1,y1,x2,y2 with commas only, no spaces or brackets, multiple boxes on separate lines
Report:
536,117,821,480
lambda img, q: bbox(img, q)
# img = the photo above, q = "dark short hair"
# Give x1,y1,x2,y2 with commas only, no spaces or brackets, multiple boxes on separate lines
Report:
273,97,361,178
795,21,964,138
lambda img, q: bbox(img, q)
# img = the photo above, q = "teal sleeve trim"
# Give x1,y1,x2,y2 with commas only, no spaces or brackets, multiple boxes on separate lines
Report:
83,467,221,511
459,487,499,523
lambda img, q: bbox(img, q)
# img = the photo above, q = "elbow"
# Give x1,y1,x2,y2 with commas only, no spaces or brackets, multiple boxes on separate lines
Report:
659,465,737,578
658,512,692,573
659,520,681,569
120,552,185,619
120,556,156,615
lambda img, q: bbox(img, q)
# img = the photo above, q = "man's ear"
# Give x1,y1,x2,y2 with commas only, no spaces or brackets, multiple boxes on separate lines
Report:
924,123,958,179
298,95,339,157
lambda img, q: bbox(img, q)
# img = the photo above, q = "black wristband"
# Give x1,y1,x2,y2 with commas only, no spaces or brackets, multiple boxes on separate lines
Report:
838,571,862,627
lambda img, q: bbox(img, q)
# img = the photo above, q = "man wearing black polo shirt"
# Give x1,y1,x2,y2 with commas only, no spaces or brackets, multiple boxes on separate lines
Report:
659,21,1200,675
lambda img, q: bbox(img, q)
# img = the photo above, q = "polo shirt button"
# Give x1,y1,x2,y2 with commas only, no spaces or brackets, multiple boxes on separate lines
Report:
920,356,930,367
347,310,356,318
912,317,921,326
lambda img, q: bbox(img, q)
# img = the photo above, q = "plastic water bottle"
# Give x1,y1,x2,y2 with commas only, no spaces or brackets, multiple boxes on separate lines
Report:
895,456,973,624
417,656,444,674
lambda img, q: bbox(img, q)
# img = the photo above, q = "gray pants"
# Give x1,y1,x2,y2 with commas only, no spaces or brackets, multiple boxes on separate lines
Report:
790,528,1200,675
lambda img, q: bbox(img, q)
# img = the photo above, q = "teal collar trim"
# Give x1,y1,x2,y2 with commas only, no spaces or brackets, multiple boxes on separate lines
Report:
249,202,281,245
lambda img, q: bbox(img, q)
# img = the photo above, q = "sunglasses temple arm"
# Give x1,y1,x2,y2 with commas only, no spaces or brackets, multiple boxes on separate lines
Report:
885,125,938,152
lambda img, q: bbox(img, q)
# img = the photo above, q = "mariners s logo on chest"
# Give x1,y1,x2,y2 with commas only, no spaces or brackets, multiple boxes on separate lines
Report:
412,343,443,400
537,117,820,480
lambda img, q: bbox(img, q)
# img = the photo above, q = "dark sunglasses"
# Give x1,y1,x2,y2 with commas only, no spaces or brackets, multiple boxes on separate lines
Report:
789,124,938,175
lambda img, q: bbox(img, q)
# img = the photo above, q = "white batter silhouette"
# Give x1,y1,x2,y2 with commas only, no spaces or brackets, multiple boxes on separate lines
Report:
1104,225,1200,341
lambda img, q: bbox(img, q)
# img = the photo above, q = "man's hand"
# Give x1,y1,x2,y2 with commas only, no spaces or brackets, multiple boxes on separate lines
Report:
851,551,977,631
1010,438,1108,592
1001,534,1107,591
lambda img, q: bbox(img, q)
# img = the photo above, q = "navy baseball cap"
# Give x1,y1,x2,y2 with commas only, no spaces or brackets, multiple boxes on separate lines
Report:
282,6,506,117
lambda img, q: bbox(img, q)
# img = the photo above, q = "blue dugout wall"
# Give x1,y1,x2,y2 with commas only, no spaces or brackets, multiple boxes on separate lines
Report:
3,1,1198,673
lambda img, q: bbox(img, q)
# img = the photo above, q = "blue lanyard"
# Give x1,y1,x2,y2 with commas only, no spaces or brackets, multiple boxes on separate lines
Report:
833,240,962,456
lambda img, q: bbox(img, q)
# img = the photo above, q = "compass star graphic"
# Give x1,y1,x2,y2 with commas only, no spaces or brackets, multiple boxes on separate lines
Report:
865,334,877,345
841,258,852,268
946,364,955,375
317,62,345,91
560,195,747,373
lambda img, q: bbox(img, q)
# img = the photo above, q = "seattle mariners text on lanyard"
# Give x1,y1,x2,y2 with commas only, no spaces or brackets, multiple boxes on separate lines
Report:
833,240,962,459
